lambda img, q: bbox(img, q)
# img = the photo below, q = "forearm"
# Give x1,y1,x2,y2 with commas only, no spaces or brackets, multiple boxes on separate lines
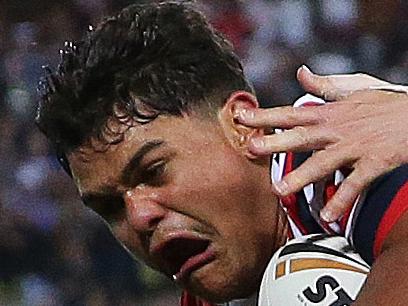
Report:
354,213,408,305
353,244,408,305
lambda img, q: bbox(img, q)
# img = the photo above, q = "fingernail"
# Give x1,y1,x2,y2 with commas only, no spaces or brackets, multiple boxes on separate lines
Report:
274,180,289,196
320,209,334,223
301,64,312,74
250,137,264,148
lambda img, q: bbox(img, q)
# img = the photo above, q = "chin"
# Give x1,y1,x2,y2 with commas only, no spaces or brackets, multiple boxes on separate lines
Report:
185,263,260,303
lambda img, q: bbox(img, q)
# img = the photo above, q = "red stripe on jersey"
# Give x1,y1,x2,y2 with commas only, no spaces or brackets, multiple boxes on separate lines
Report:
301,101,323,107
324,181,337,203
180,290,216,306
373,181,408,258
283,152,294,177
280,101,322,236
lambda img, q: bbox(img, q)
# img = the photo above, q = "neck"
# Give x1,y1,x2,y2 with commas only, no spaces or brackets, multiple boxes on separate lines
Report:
272,206,289,251
256,159,289,252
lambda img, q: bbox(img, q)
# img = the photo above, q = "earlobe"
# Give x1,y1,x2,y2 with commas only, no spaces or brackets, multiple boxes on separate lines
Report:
218,91,264,159
236,126,265,160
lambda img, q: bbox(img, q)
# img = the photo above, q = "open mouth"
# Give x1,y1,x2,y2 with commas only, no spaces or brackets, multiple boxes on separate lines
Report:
153,236,216,282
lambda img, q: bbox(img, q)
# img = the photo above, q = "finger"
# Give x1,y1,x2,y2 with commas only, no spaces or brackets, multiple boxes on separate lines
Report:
297,65,328,96
234,106,321,129
249,126,334,155
272,148,354,196
297,65,343,100
297,65,389,100
320,163,386,222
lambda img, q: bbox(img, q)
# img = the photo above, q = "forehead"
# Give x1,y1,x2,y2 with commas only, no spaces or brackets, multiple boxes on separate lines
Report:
67,114,221,193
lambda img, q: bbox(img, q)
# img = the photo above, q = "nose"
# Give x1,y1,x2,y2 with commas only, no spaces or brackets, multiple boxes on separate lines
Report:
123,188,166,233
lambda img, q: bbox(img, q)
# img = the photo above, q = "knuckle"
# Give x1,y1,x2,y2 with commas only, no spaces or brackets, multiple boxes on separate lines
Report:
288,173,308,191
314,107,330,123
380,153,397,168
283,173,299,188
291,163,315,183
343,178,362,192
334,189,354,207
292,126,309,141
287,107,303,121
327,195,344,212
310,151,335,172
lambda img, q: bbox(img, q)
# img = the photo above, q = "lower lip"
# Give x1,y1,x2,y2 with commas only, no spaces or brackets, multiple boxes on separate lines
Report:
174,245,216,282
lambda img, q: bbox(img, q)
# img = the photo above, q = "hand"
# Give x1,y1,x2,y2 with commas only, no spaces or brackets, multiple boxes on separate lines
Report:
236,66,408,222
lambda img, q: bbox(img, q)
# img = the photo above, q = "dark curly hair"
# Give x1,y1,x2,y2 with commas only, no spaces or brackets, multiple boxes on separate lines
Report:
36,1,253,170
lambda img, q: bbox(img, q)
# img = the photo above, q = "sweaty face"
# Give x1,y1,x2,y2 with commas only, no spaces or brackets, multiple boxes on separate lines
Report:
68,113,283,302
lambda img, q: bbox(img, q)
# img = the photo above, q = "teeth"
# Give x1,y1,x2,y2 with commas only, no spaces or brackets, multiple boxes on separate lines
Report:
172,274,178,282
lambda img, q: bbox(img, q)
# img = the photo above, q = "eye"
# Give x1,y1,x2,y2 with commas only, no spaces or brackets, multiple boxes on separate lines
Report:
143,160,167,185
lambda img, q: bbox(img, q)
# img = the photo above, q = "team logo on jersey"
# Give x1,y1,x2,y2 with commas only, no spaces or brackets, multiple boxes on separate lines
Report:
302,275,353,306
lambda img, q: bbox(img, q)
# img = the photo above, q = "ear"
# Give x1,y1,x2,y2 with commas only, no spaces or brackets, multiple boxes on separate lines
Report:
218,91,264,159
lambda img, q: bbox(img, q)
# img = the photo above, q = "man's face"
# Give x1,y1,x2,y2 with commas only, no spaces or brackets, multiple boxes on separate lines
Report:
68,111,281,302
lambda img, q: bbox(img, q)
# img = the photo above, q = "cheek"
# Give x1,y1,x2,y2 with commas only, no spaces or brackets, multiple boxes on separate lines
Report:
110,221,147,260
166,151,258,224
166,151,272,263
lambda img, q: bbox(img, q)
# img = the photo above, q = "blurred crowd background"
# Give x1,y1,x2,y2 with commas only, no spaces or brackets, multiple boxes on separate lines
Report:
0,0,407,305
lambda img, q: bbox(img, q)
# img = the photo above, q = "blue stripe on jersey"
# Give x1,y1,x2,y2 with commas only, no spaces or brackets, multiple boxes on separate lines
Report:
293,153,323,234
353,164,408,265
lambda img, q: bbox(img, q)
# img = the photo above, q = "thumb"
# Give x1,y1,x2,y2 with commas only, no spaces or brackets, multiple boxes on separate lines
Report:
296,65,344,101
297,65,390,101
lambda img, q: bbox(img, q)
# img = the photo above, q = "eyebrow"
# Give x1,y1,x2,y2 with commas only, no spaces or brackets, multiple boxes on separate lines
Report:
81,139,165,203
120,139,165,184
